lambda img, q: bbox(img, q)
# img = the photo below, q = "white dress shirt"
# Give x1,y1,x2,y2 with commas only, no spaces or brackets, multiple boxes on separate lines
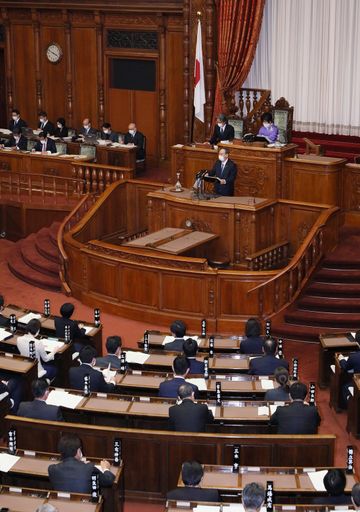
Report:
16,333,55,377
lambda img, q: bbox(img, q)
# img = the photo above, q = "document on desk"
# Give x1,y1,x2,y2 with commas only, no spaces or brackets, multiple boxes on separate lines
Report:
18,312,42,324
0,328,12,342
83,325,94,335
257,406,269,416
260,379,274,390
0,453,20,472
124,351,150,365
46,389,83,409
42,339,64,352
187,378,207,391
162,335,199,345
307,469,328,491
269,403,285,415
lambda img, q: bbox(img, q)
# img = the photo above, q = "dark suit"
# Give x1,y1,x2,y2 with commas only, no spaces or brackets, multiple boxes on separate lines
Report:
96,354,121,370
48,457,115,494
79,126,98,137
55,317,86,341
264,386,290,402
167,486,220,502
159,377,199,399
207,158,237,196
163,337,185,352
101,131,118,143
187,358,205,375
240,336,264,355
38,120,55,137
340,351,360,373
69,364,114,393
269,401,321,434
249,355,289,376
124,131,145,160
33,138,57,153
0,313,9,327
5,135,28,151
169,398,214,432
210,123,235,145
8,118,28,132
54,127,69,138
17,399,63,421
312,494,352,505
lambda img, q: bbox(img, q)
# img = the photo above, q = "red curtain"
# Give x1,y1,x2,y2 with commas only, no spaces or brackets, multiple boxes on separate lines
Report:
213,0,266,121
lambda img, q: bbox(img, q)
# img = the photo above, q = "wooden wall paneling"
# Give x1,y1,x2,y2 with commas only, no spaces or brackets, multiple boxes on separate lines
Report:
63,10,73,127
85,256,120,300
183,0,190,143
1,9,13,118
31,9,43,114
158,15,166,160
119,265,159,308
161,272,209,315
94,10,104,126
288,205,322,254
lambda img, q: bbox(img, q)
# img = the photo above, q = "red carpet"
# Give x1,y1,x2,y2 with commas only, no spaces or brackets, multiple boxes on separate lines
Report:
292,130,360,161
0,239,358,511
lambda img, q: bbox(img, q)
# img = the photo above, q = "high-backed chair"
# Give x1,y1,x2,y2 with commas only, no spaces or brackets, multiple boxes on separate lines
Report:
272,97,294,143
80,144,96,159
228,118,244,140
27,139,36,151
136,135,146,173
55,142,67,154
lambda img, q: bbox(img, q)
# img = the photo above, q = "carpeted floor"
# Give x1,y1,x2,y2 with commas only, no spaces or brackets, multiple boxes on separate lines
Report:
0,239,358,511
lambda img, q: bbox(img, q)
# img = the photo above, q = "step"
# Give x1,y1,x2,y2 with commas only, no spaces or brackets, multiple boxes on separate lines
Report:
19,236,59,277
315,268,360,283
35,230,59,263
284,309,360,329
306,282,360,298
8,245,61,292
49,222,61,247
297,295,360,313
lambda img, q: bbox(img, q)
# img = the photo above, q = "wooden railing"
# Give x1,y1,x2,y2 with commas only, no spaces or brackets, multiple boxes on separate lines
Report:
226,88,272,134
247,206,340,317
0,170,84,203
57,193,98,295
246,241,290,271
72,162,134,194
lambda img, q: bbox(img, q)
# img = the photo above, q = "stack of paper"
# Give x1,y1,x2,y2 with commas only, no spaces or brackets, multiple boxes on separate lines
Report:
186,378,207,391
83,325,94,335
260,379,274,390
0,453,20,472
0,328,12,341
330,364,336,373
102,368,117,384
42,338,64,353
162,335,199,345
124,351,150,365
257,406,269,416
46,389,83,409
18,312,42,323
307,469,328,491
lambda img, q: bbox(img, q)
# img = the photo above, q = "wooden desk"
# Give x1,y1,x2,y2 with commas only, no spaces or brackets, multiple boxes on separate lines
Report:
283,154,346,206
318,332,358,388
347,373,360,438
329,353,354,412
124,348,251,373
116,370,279,399
166,501,356,512
0,485,102,512
0,352,37,400
2,304,103,356
5,415,336,500
176,464,356,498
138,333,243,352
66,141,137,170
147,188,276,265
0,449,123,512
171,143,297,199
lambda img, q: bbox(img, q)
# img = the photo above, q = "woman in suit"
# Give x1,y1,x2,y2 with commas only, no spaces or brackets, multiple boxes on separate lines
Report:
240,318,264,354
54,117,69,138
265,367,290,401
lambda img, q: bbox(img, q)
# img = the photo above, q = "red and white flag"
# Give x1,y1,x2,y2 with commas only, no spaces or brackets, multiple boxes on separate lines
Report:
194,19,205,123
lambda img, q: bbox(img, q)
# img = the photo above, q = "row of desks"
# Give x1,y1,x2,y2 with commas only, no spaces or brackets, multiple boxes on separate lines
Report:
166,501,356,511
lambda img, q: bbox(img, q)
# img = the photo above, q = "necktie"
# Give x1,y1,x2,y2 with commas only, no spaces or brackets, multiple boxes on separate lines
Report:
221,162,225,175
42,142,46,153
41,123,44,129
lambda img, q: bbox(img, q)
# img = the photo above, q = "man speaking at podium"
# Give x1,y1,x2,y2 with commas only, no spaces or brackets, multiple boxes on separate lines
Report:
206,148,237,196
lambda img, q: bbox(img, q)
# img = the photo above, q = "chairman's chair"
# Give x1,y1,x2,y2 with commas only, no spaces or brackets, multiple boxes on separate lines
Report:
55,142,67,154
272,97,294,143
228,118,244,140
27,139,36,151
136,135,146,174
80,144,96,160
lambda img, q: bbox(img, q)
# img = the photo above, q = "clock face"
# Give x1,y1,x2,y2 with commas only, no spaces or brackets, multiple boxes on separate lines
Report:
46,43,62,63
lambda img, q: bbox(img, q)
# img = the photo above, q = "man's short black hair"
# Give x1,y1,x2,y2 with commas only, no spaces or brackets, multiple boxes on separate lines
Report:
13,127,22,136
183,338,198,358
56,117,66,126
27,318,41,335
245,318,262,338
181,461,203,486
106,335,122,354
242,482,265,510
178,382,194,400
39,111,48,117
11,109,20,115
80,345,97,364
263,337,277,355
60,302,75,319
217,113,227,123
170,320,186,338
355,330,360,344
58,434,82,459
0,295,4,308
38,131,46,139
32,378,49,398
102,122,111,129
323,469,346,496
352,482,360,506
261,112,273,123
173,355,189,376
289,381,307,401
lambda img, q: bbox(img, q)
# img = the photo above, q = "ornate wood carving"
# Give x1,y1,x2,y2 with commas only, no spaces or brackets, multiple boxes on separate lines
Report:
0,24,4,42
32,9,42,112
183,0,190,143
63,10,73,127
95,11,104,126
106,29,158,49
1,9,13,114
158,15,166,160
104,14,158,28
70,11,94,25
204,0,215,138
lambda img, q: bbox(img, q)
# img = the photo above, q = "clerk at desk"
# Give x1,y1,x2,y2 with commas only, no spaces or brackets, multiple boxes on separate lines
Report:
206,147,237,196
209,113,235,145
3,127,27,150
32,131,57,153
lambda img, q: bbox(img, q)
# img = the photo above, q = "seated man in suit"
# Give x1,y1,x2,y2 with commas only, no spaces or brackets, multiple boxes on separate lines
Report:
78,118,98,138
0,294,9,327
69,345,115,393
100,122,118,143
38,111,55,137
167,460,219,502
339,333,360,404
269,381,321,434
169,383,213,432
55,302,86,351
183,338,205,375
164,320,187,352
124,122,145,160
3,127,28,150
32,131,57,153
209,113,235,145
48,434,115,494
352,483,360,510
313,469,352,505
17,378,63,421
242,482,265,512
240,318,265,354
8,108,28,132
248,338,289,376
96,335,122,370
206,148,237,196
159,355,199,398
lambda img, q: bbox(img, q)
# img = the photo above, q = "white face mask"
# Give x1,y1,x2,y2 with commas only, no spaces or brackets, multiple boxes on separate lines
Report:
263,122,270,129
57,123,62,129
129,130,135,136
83,125,89,130
12,115,18,121
14,136,20,142
217,123,224,128
103,130,109,135
40,118,45,124
218,154,225,162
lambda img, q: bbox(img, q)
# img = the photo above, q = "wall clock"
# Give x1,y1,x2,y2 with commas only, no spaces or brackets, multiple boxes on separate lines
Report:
46,43,63,63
